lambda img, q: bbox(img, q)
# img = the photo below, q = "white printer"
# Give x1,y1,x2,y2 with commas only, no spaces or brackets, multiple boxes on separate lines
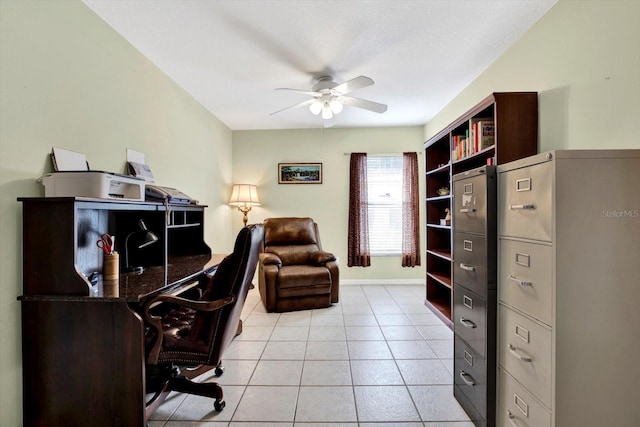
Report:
40,147,146,201
40,171,146,201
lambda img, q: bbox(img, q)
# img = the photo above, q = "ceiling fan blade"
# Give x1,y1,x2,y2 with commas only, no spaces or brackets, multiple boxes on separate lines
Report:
342,96,388,114
275,88,322,97
332,76,374,95
270,98,316,116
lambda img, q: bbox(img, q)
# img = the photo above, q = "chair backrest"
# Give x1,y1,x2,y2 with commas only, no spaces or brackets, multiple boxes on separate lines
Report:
263,217,321,265
190,224,264,364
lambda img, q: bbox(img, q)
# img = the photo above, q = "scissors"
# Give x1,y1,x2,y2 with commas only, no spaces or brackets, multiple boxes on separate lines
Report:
96,233,114,255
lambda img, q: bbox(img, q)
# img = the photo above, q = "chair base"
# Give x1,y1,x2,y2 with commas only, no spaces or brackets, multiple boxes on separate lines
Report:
169,375,225,411
146,362,226,414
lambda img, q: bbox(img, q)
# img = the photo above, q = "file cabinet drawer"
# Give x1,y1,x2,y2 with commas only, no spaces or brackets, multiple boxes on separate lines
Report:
499,160,553,242
454,172,489,235
499,238,553,326
454,335,487,417
453,285,487,357
499,305,552,407
498,369,551,427
454,233,489,295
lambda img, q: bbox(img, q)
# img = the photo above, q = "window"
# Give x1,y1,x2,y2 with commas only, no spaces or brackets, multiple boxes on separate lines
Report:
367,156,402,255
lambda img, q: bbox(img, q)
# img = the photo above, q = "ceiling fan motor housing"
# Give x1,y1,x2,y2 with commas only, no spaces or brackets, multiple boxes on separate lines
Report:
312,76,339,93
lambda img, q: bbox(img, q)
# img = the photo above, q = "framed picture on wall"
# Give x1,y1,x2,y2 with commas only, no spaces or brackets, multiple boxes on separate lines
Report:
278,163,323,184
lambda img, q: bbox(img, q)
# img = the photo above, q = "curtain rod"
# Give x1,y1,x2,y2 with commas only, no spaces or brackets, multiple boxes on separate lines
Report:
343,152,422,156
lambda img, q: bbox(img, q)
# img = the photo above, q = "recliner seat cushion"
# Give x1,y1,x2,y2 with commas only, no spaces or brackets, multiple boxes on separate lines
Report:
277,265,331,289
278,283,331,299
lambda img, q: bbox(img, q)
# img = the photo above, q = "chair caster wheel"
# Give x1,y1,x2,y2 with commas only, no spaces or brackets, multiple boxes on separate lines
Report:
214,399,226,412
215,366,224,376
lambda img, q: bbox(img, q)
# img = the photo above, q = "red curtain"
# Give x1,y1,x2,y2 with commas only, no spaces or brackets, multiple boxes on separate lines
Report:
402,152,421,267
347,153,371,267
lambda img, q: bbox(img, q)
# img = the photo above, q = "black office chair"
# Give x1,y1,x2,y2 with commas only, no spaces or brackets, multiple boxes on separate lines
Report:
143,224,263,415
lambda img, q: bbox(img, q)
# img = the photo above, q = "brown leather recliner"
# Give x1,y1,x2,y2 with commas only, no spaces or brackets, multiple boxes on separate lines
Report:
259,217,339,312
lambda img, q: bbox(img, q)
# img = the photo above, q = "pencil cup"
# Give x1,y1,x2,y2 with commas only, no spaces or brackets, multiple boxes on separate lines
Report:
103,252,119,281
102,279,119,298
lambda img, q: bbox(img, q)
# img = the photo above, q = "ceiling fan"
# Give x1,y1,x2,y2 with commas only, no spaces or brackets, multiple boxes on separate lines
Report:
271,75,388,120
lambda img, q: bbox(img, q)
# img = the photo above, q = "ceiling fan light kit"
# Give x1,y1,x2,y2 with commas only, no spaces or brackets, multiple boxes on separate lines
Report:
272,75,387,121
322,105,333,120
329,99,343,114
309,100,323,115
309,96,344,119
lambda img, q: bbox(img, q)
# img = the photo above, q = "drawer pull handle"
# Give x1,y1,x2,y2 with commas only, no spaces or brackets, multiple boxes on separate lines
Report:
509,343,533,362
460,263,475,271
509,204,536,210
459,370,476,386
509,275,532,287
459,317,477,329
459,208,476,213
507,410,520,427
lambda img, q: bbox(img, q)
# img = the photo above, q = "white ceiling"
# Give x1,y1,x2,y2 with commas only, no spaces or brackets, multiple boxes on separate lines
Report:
83,0,557,131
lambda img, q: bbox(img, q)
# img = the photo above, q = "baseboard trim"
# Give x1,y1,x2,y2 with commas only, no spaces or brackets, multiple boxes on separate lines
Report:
340,279,426,286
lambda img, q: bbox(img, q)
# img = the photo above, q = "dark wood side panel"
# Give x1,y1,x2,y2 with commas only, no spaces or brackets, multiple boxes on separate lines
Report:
494,92,538,164
22,200,90,295
21,300,146,427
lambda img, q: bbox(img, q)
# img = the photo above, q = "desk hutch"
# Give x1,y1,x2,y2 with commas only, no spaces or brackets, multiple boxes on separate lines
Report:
18,197,217,427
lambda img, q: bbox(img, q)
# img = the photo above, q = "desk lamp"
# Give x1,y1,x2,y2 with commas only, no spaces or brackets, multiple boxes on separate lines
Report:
228,184,260,226
125,219,159,274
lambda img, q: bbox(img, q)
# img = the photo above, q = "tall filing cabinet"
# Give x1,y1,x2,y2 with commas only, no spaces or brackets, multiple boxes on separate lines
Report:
496,150,640,427
453,165,497,427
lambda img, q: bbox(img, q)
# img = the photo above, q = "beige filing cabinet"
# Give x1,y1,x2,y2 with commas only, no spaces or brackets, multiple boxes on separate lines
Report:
496,150,640,427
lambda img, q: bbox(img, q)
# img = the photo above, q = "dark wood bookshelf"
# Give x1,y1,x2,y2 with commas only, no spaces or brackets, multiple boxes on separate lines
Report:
423,92,538,327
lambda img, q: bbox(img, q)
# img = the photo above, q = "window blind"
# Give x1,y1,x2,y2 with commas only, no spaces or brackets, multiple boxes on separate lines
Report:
367,156,402,255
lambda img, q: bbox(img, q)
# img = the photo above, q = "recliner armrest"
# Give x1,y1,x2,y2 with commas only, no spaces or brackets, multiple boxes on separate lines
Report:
260,252,282,267
309,250,337,265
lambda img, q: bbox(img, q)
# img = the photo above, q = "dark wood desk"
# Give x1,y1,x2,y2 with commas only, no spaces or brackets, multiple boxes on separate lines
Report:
18,197,221,427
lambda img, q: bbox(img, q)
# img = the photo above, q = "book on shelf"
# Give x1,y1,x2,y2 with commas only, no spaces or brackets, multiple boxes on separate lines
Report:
477,120,495,149
452,134,467,160
469,117,493,154
451,118,496,161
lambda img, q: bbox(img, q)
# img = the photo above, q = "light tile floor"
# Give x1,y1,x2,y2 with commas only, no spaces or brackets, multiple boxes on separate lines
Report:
148,284,472,427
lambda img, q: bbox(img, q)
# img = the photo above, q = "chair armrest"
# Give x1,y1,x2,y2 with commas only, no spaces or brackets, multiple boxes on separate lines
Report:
260,252,282,267
148,294,235,312
143,295,235,364
309,250,337,265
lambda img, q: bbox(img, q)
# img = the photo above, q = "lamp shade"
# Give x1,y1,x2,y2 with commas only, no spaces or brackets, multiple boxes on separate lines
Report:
228,184,260,207
137,219,159,248
321,103,333,120
125,219,159,273
309,100,323,115
329,99,344,114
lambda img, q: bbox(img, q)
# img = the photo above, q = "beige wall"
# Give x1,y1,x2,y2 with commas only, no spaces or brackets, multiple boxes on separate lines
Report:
0,1,233,425
231,127,426,283
2,0,639,425
425,0,640,152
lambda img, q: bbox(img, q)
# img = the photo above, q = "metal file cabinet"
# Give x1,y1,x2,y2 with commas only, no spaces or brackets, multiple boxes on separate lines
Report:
496,150,640,427
452,165,497,427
